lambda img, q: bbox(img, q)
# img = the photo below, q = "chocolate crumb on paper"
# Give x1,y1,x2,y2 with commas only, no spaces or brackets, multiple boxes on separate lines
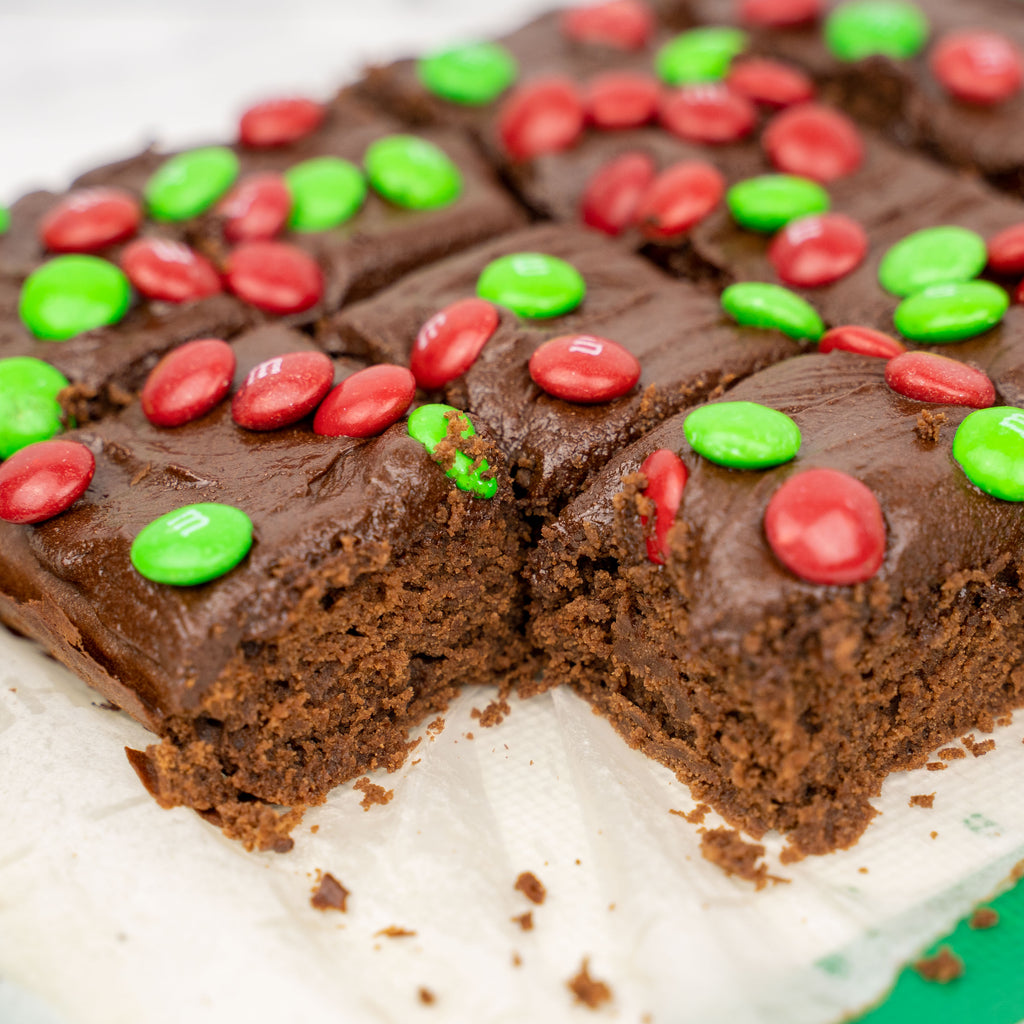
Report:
969,907,999,929
670,803,710,825
567,958,613,1010
511,911,534,932
310,871,349,912
938,747,966,761
914,946,964,983
515,871,546,905
925,762,947,771
418,987,436,1006
961,733,996,757
699,827,788,890
353,777,394,810
375,926,417,939
909,793,935,808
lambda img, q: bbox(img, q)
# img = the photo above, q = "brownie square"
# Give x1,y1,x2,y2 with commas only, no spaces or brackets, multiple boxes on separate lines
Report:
530,349,1024,857
0,328,529,850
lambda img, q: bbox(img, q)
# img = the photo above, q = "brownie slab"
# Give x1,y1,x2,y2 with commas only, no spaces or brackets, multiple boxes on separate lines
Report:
530,350,1024,856
325,223,799,518
0,328,528,850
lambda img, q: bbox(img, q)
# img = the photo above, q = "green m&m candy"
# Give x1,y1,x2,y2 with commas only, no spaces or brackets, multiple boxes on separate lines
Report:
477,252,585,319
284,157,366,232
0,206,9,235
145,146,239,222
953,407,1024,501
727,175,830,233
655,27,747,85
365,135,462,210
684,401,801,470
878,226,987,297
894,281,1008,342
417,42,518,105
19,255,131,341
130,503,253,586
824,1,929,62
407,403,497,499
721,282,825,341
0,357,71,458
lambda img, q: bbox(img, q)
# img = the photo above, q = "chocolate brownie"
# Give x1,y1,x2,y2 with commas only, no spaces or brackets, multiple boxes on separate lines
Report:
0,327,529,850
687,0,1024,193
325,223,798,518
529,351,1024,856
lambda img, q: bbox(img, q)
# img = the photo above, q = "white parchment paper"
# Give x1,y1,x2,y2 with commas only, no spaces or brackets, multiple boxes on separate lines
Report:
1,4,1023,1022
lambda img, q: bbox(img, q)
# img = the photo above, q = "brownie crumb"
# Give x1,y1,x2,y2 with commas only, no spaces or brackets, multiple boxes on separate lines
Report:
909,793,935,808
914,946,964,983
699,827,781,890
996,714,1013,727
938,747,966,761
310,871,349,913
91,700,120,711
858,867,869,874
512,952,523,968
418,987,436,1006
464,731,474,741
375,926,416,938
671,803,711,825
515,871,547,905
970,907,999,929
426,717,445,736
962,734,996,757
567,958,613,1010
925,762,947,771
353,777,394,811
512,911,534,932
471,696,511,727
914,409,947,443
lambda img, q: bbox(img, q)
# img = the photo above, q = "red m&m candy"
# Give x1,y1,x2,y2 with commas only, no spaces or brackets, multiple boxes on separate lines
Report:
764,467,886,585
634,160,725,240
412,298,500,389
529,334,640,403
884,351,995,408
141,339,237,428
819,325,905,358
930,31,1024,105
0,439,95,524
987,222,1024,275
585,72,661,129
768,213,867,288
660,85,757,144
498,77,586,160
739,0,822,28
726,58,815,108
231,350,334,431
40,189,141,254
580,152,656,236
239,97,326,148
121,238,222,303
219,173,291,243
313,365,416,438
560,0,655,50
763,103,863,182
639,448,687,565
225,242,323,314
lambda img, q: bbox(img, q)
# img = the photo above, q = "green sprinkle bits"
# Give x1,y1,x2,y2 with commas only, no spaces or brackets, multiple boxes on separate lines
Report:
407,403,498,499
